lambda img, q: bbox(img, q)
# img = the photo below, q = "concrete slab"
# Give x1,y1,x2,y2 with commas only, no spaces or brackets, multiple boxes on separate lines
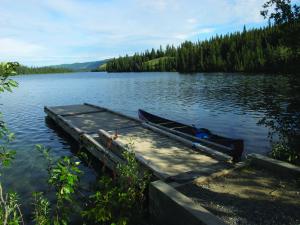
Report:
149,180,226,225
248,153,300,177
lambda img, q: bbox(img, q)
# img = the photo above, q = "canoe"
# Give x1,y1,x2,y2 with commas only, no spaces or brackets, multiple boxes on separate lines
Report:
138,109,244,162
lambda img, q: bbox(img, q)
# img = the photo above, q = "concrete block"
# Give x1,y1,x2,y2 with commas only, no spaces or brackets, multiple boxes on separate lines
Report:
248,153,300,177
149,180,226,225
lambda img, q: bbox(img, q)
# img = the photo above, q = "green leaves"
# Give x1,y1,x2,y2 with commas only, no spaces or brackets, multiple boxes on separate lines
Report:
261,0,300,25
0,149,16,167
0,62,18,169
48,156,82,203
271,142,299,163
35,145,83,224
32,192,50,225
0,62,22,223
0,184,24,225
1,79,19,93
0,62,19,94
82,143,150,225
0,117,16,169
0,62,19,77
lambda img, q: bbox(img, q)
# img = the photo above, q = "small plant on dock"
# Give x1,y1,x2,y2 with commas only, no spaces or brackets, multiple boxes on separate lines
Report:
82,144,150,225
35,142,150,225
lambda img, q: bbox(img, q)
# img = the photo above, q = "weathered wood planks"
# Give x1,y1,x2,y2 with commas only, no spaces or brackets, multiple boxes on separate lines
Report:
44,103,232,181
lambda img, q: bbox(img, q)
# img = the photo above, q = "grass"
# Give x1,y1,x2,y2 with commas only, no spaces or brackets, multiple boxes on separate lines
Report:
98,63,107,71
142,56,174,69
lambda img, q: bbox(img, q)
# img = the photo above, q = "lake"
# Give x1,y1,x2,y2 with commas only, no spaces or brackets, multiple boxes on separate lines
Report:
0,72,299,218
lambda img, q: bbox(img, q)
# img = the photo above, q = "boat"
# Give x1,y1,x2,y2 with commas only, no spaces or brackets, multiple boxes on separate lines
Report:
138,109,244,162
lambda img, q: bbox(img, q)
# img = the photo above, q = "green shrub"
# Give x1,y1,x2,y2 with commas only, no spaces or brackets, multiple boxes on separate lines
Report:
271,142,299,164
82,149,150,225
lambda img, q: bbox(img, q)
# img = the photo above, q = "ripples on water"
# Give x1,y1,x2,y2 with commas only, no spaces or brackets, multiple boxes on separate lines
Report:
0,72,299,218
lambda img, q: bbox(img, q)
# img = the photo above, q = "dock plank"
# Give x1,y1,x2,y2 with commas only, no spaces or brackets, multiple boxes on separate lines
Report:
63,111,139,135
105,126,222,177
49,104,98,115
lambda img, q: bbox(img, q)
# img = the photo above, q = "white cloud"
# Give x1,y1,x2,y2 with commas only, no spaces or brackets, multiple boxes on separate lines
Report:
173,28,214,40
232,0,265,23
0,0,268,66
0,38,45,57
187,18,197,24
198,28,215,34
136,0,174,11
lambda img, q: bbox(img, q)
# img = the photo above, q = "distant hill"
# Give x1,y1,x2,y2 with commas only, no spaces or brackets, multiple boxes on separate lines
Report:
52,59,109,71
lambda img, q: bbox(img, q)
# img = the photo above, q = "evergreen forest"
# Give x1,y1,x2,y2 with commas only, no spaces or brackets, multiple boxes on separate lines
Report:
16,65,73,75
106,1,300,73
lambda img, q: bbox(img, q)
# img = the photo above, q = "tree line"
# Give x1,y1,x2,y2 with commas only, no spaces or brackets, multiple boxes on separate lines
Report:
106,0,300,73
16,65,73,75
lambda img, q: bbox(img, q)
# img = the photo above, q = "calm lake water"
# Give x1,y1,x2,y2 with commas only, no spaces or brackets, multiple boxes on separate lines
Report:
0,72,299,218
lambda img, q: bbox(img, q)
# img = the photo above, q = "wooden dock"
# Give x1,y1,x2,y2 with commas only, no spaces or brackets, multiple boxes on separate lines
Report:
45,103,233,183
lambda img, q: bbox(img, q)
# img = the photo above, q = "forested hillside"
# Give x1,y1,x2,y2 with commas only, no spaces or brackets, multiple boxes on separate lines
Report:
53,59,108,71
106,22,299,73
16,65,73,74
106,1,300,73
14,60,109,75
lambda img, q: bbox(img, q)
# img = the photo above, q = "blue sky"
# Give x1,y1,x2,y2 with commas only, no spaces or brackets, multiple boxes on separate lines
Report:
0,0,275,66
